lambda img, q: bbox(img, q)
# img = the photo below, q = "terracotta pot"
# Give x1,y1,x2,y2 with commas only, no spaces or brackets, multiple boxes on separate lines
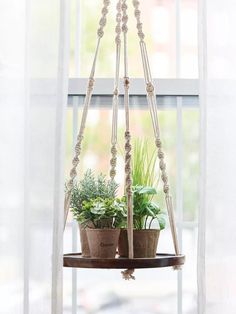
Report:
79,224,90,257
78,219,112,257
86,228,120,258
118,228,160,258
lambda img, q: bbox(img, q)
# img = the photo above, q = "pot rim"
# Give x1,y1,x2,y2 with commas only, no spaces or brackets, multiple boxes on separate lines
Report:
86,228,120,232
120,228,160,232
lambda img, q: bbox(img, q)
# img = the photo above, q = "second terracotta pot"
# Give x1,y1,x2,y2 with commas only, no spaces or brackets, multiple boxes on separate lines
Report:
118,228,160,258
86,228,120,258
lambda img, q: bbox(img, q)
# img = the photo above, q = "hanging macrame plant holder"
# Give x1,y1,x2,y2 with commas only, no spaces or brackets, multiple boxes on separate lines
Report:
63,0,185,280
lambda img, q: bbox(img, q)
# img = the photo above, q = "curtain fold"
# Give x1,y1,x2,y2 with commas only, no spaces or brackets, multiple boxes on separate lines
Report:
0,1,70,313
198,0,236,313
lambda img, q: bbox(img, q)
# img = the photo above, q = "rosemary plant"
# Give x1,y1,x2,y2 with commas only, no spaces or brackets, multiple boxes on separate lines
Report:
69,169,121,226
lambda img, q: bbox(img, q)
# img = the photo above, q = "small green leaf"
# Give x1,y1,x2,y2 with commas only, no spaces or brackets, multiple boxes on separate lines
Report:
137,186,157,195
157,215,166,230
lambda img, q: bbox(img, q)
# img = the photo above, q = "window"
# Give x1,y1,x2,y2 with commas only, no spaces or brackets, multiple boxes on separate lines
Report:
69,0,198,78
64,1,198,313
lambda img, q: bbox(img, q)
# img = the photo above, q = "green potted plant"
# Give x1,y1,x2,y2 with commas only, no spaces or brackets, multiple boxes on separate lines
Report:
118,185,165,257
118,140,166,258
78,197,126,258
70,169,125,258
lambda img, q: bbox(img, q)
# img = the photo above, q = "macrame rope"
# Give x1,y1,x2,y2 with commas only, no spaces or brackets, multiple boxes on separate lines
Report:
132,0,180,263
64,0,111,228
122,0,135,281
110,0,122,180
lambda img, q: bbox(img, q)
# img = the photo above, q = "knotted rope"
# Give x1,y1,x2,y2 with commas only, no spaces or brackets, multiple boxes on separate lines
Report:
64,0,180,277
132,0,180,264
64,0,111,228
110,0,122,180
122,0,135,280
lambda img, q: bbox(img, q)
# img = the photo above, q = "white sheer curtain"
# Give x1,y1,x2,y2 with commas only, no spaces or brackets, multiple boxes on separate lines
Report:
0,1,69,313
198,0,236,313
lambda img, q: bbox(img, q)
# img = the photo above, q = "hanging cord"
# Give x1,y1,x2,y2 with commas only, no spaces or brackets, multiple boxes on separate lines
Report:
64,0,111,229
110,0,122,180
131,0,180,267
120,0,135,281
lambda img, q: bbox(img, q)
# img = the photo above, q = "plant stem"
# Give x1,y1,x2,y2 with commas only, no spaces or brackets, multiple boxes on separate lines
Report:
144,215,148,229
149,218,154,229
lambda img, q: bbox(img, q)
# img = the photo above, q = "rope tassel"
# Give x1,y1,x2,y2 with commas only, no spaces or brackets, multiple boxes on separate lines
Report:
121,268,135,280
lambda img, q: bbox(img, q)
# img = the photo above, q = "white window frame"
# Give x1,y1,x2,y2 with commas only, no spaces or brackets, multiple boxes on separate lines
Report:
68,78,198,96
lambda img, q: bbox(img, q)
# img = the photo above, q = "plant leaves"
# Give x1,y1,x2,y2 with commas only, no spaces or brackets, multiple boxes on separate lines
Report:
157,215,166,230
136,186,157,195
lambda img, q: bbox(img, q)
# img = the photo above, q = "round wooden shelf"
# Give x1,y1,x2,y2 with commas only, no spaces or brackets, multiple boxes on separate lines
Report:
63,253,185,269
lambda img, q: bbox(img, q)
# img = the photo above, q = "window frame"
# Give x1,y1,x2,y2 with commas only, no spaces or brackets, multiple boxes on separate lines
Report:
68,78,198,96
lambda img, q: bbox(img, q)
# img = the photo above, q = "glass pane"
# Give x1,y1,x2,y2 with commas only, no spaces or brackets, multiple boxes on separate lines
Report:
183,108,199,221
69,0,198,78
180,0,198,78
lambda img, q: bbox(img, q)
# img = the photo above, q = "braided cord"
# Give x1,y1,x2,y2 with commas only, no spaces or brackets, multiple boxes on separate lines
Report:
121,0,135,281
110,0,122,180
132,0,180,258
64,0,111,228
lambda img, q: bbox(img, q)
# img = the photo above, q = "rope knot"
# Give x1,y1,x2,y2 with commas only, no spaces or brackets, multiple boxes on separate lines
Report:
158,150,164,159
115,25,121,34
72,157,79,166
121,269,135,280
122,25,128,33
111,145,117,155
102,7,108,15
163,185,169,194
110,169,116,178
110,157,117,166
173,265,182,270
115,37,121,45
121,3,128,11
87,78,95,90
125,141,131,149
70,168,77,178
116,13,122,22
133,0,140,6
99,17,106,27
161,173,168,183
113,88,119,96
155,138,162,148
135,9,141,17
116,2,122,11
122,15,128,23
97,28,104,38
67,180,73,191
159,160,166,170
124,78,130,88
146,82,154,95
